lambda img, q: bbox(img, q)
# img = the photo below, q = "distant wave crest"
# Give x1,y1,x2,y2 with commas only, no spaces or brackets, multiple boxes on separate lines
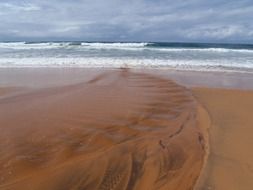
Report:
0,42,253,53
0,42,150,50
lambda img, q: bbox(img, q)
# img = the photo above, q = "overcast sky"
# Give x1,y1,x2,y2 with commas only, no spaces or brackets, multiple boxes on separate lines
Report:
0,0,252,42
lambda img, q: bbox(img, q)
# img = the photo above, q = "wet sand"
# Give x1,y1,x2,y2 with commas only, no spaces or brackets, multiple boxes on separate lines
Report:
0,88,18,97
0,69,209,190
1,68,253,190
193,88,253,190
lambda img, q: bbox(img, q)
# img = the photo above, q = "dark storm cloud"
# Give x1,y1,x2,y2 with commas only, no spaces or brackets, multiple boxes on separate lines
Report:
0,0,253,42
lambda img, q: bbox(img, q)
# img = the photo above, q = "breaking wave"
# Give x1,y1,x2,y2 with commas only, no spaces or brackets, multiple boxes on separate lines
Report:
0,42,253,72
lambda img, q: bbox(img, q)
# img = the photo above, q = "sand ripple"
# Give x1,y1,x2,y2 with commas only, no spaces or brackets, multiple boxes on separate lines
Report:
0,69,208,190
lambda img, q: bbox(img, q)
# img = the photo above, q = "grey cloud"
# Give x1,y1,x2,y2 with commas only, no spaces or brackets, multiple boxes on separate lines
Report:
0,0,252,42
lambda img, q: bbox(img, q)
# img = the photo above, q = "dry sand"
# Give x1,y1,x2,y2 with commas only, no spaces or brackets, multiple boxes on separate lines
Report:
193,88,253,190
0,69,209,190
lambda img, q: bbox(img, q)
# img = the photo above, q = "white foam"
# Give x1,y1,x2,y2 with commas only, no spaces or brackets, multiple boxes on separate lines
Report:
0,42,253,54
81,42,148,48
0,57,252,72
150,47,253,53
0,42,149,50
0,42,63,50
1,42,253,72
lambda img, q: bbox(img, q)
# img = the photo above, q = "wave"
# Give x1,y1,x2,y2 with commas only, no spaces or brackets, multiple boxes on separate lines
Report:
0,42,150,50
1,42,253,53
0,42,62,49
147,47,253,53
146,42,253,50
81,42,148,47
0,57,252,73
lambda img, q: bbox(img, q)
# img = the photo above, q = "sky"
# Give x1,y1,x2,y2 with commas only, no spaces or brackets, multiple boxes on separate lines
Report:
0,0,253,43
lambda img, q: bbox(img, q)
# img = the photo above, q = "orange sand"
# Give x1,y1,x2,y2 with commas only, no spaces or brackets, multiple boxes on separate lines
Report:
193,88,253,190
0,87,17,97
0,69,208,190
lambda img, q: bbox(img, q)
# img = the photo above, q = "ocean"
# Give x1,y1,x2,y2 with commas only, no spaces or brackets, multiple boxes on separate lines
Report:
0,42,253,72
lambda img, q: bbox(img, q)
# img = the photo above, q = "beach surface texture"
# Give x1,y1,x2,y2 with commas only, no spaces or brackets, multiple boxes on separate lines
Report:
0,69,209,190
1,68,253,190
193,88,253,190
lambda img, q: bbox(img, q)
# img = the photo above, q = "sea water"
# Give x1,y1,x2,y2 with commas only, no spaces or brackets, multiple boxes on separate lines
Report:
0,42,253,72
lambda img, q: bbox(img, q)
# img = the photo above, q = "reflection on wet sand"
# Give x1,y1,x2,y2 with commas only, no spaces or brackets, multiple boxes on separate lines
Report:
0,69,209,190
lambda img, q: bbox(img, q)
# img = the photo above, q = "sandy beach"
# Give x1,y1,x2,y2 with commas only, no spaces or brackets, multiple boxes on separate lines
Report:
1,0,253,189
0,68,253,190
193,88,253,190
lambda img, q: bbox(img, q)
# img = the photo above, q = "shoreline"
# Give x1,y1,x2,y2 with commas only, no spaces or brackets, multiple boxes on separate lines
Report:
1,67,253,90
